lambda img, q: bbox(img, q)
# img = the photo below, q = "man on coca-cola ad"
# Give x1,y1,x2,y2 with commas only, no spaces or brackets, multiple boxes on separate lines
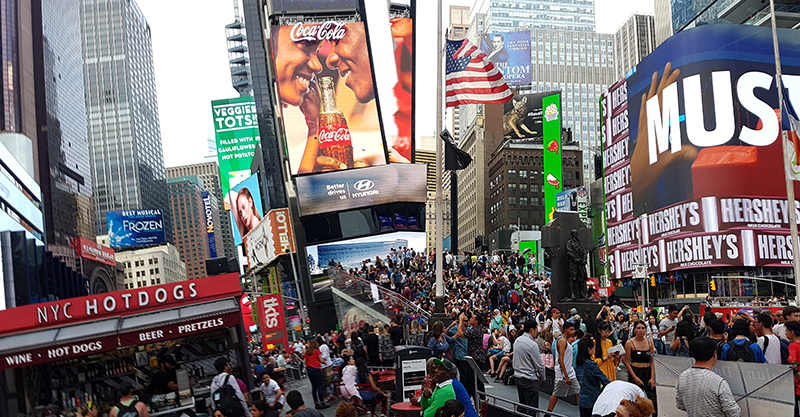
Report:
271,21,390,175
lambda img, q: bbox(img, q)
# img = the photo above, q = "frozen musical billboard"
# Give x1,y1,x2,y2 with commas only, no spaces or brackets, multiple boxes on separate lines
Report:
600,24,800,278
270,21,388,175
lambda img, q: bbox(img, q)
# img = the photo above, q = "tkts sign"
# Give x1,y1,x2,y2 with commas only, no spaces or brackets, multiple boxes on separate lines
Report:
258,294,289,352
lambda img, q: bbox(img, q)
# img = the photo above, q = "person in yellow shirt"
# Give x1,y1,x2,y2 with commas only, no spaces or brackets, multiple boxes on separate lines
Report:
593,322,621,381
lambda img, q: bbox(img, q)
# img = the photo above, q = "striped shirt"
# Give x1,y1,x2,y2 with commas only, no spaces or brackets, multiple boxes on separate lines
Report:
675,367,741,417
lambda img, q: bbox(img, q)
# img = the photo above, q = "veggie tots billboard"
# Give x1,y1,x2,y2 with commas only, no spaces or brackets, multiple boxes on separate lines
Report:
211,97,259,209
601,24,800,278
107,210,166,249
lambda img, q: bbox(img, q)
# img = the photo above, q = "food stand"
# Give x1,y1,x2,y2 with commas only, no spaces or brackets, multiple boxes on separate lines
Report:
0,274,251,417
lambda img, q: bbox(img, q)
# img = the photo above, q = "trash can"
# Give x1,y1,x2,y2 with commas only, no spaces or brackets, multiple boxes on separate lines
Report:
394,346,432,403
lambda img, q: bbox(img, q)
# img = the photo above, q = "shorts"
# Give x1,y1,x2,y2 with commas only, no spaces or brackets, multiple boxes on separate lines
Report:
552,378,580,398
491,350,506,360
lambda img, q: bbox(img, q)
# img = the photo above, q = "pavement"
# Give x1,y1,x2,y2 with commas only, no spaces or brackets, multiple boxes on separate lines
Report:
278,371,589,417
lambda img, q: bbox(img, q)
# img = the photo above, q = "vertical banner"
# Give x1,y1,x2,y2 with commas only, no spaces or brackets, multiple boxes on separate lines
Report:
211,97,260,209
258,293,289,352
543,92,562,223
479,31,531,87
202,191,218,258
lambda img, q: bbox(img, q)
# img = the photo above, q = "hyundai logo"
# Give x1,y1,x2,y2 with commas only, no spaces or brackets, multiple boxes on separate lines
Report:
353,179,375,191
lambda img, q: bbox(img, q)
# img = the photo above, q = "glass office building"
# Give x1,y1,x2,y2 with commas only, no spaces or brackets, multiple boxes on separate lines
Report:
80,0,172,242
480,0,596,32
35,0,96,245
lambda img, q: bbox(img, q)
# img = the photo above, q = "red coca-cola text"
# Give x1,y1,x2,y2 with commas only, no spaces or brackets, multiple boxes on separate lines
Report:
319,124,352,148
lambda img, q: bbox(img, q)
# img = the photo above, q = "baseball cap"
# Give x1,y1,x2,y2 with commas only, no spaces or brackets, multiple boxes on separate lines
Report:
552,308,560,314
569,308,578,316
432,358,457,374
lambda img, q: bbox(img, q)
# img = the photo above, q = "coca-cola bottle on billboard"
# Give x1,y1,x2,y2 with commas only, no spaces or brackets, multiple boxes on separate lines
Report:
317,76,354,168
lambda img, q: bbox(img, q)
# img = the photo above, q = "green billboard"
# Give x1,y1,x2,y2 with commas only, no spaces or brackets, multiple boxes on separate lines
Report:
211,97,260,210
543,92,562,223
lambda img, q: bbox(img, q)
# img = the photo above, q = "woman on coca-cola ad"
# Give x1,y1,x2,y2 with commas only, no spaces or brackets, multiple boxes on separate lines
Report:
271,21,388,175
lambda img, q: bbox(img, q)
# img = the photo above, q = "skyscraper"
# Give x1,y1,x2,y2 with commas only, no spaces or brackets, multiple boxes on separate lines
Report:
612,14,657,80
226,0,252,96
166,162,237,260
81,0,173,243
167,175,221,280
477,0,596,32
34,0,95,245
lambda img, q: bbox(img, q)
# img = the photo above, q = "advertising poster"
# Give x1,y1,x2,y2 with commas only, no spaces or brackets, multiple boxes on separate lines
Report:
480,31,531,87
601,24,800,278
211,97,259,209
242,208,296,269
106,210,166,249
228,173,265,246
543,92,562,223
501,91,557,140
294,164,427,217
557,186,589,225
70,237,116,266
270,21,388,175
202,191,218,258
258,294,290,353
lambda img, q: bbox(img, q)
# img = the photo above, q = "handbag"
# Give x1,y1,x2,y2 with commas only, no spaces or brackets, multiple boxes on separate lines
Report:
323,366,335,386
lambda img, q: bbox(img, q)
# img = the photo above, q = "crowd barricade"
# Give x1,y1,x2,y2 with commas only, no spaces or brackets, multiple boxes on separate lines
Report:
477,390,570,417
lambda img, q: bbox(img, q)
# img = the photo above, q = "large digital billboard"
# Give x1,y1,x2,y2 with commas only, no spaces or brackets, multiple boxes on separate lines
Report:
107,210,166,249
295,163,427,217
211,97,259,209
306,231,424,274
480,31,531,87
270,21,388,175
228,173,265,246
502,91,559,141
242,208,296,270
543,92,562,222
601,24,800,278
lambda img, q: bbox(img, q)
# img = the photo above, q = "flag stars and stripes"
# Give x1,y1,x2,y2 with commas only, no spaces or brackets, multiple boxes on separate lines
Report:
445,39,513,107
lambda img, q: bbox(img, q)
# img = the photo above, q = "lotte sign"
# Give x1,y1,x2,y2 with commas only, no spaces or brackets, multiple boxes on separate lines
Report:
258,294,289,352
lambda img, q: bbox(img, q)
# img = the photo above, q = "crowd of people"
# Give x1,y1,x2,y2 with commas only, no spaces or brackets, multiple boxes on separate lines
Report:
197,248,800,417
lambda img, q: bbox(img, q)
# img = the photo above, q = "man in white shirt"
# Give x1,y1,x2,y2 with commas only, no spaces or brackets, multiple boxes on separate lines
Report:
545,308,563,338
754,314,782,364
592,381,645,416
259,372,285,411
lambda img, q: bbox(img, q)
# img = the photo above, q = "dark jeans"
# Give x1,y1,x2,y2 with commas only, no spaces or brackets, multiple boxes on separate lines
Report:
307,366,324,404
629,366,657,415
516,377,540,416
579,408,593,417
454,358,480,399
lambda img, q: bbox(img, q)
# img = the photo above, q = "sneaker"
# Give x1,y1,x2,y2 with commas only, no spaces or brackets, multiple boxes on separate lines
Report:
494,377,502,383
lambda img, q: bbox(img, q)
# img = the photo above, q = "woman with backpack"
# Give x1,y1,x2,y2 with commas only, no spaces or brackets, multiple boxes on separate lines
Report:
670,315,695,358
377,324,396,366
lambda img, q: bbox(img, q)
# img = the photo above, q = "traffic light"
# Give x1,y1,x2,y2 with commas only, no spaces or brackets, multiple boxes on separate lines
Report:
650,275,656,287
710,280,716,291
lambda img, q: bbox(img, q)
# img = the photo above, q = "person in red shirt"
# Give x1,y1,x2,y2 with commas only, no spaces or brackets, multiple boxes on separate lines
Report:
786,321,800,417
304,339,329,409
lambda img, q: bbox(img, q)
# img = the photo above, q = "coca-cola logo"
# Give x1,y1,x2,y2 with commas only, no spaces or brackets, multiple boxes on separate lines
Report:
290,21,347,42
319,127,351,145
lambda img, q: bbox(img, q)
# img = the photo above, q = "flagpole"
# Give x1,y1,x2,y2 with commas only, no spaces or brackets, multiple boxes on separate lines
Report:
770,0,800,305
434,0,446,317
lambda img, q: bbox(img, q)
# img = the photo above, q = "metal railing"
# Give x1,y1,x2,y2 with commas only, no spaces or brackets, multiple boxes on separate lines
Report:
477,391,570,417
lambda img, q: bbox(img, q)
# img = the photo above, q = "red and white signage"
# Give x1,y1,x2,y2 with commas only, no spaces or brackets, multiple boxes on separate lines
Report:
118,312,241,347
1,335,118,371
71,237,116,266
243,208,296,269
0,273,242,336
258,294,289,352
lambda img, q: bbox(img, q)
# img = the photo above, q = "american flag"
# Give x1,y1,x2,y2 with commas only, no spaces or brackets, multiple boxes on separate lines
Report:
445,39,513,108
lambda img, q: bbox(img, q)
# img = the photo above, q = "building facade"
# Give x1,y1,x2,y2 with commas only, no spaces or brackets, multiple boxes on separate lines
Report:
661,0,800,37
81,0,173,242
416,136,451,253
612,14,657,80
34,0,95,245
167,175,223,280
487,141,583,235
654,0,673,46
97,235,186,289
226,0,252,96
166,162,236,260
476,0,596,32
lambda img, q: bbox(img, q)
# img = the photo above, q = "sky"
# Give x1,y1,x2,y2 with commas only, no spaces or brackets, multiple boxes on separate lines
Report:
142,0,654,168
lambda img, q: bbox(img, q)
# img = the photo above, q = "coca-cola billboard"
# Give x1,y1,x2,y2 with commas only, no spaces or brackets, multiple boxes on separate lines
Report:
270,20,389,176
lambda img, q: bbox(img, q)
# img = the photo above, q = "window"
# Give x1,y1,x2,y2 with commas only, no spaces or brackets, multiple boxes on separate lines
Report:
508,169,517,179
509,197,517,205
519,183,527,192
519,170,527,178
520,197,528,206
509,183,517,192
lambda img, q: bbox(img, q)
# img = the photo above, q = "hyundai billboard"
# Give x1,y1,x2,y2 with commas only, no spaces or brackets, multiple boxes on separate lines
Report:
601,24,800,278
106,210,166,249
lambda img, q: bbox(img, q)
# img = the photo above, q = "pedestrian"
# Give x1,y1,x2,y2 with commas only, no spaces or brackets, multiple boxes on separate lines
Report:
335,401,357,417
435,400,466,417
411,358,457,417
614,395,655,417
623,321,657,413
591,380,646,417
457,312,488,372
512,319,547,411
784,321,800,416
210,358,250,417
675,337,741,417
720,319,766,363
754,314,782,364
547,321,579,414
257,372,285,411
658,306,680,356
575,336,611,417
449,313,478,399
408,320,426,346
286,390,325,417
593,321,620,381
378,323,396,366
303,339,329,409
338,354,360,401
363,324,381,366
669,313,695,357
428,320,454,358
109,381,150,417
250,400,269,417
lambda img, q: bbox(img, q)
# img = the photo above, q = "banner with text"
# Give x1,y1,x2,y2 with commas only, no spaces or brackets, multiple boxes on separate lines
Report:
601,24,800,277
543,92,562,223
480,31,531,87
212,97,260,210
258,294,290,352
243,208,296,269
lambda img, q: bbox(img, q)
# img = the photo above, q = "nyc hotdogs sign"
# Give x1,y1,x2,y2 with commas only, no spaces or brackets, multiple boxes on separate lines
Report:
600,24,800,277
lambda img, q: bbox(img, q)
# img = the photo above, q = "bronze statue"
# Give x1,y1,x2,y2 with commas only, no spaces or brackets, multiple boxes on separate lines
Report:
565,229,588,301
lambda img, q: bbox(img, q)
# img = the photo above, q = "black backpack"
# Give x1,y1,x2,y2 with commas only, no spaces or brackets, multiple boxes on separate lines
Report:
213,374,246,417
725,340,757,362
116,401,142,417
762,335,791,364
